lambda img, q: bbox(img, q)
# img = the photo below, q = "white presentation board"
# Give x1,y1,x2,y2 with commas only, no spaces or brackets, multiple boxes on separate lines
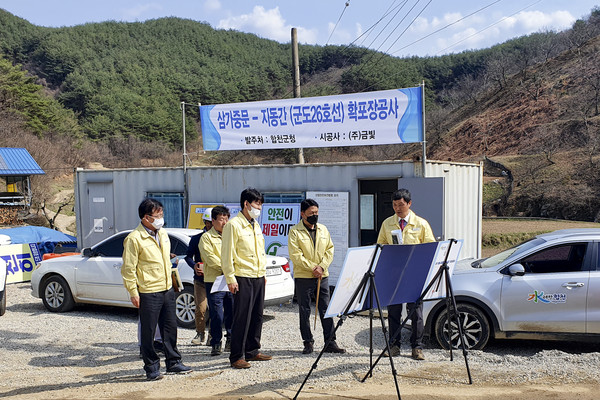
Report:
325,246,377,318
422,239,463,300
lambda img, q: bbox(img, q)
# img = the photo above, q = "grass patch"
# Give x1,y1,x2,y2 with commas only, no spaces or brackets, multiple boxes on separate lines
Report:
482,231,550,248
483,181,505,203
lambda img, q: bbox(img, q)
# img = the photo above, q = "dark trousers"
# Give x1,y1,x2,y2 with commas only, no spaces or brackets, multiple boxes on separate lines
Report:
295,277,335,344
388,302,424,349
205,281,234,346
229,276,265,363
139,289,181,374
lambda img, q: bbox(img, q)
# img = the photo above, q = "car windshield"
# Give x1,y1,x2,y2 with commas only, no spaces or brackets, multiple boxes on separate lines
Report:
475,237,546,269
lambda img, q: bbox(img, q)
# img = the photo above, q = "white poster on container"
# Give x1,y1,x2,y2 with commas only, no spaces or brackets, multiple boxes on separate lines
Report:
306,191,349,284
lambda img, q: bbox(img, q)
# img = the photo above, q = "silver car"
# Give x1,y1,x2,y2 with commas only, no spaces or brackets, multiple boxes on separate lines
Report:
424,229,600,350
31,228,294,328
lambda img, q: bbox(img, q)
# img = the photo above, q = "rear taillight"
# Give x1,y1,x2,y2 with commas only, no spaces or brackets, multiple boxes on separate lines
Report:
281,262,290,272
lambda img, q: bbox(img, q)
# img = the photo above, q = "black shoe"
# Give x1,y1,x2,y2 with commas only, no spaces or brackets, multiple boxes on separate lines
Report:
146,370,163,381
166,362,192,374
324,341,346,354
302,342,313,354
211,343,222,356
224,338,231,352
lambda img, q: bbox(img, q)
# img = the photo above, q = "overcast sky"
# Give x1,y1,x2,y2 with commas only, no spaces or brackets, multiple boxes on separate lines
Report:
1,1,598,57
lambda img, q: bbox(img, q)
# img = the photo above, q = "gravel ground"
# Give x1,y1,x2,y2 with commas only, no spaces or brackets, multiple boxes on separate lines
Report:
2,282,600,399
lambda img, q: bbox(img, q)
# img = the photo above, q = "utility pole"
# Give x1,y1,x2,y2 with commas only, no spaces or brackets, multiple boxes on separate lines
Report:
291,27,305,164
181,101,189,224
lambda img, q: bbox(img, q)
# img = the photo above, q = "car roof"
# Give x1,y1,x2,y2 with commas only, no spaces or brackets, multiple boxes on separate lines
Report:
536,228,600,241
165,228,203,236
89,228,202,249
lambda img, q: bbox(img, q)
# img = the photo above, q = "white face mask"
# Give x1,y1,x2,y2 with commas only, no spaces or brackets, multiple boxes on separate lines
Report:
150,217,164,230
248,205,261,220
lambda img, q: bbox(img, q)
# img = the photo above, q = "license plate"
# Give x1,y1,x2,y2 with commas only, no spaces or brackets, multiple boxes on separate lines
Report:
266,267,281,276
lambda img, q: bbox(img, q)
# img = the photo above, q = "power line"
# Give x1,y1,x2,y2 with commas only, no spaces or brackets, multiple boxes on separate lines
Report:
382,0,434,56
350,0,407,48
357,1,542,93
435,0,542,55
282,0,408,98
391,0,502,55
326,1,351,46
362,0,410,51
350,0,431,88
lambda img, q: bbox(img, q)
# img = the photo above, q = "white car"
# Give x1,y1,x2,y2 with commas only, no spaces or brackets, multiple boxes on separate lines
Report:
30,228,294,328
0,258,6,316
0,234,11,316
424,229,600,350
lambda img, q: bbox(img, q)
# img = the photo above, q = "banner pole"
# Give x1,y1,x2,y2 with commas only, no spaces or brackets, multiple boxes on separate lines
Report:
421,81,427,177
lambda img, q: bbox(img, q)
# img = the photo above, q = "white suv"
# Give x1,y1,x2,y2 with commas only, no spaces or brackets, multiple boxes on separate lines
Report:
424,229,600,350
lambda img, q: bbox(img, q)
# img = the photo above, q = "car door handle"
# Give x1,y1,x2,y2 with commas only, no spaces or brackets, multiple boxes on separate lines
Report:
113,264,122,269
561,282,584,289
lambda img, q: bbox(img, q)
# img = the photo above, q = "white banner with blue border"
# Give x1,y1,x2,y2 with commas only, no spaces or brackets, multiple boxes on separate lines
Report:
200,87,423,151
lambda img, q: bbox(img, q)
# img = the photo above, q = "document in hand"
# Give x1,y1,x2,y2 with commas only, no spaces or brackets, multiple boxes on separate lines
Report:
171,268,184,292
210,275,230,293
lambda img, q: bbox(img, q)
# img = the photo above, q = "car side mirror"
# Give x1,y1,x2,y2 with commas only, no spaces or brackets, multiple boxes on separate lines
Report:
82,248,93,257
508,263,525,276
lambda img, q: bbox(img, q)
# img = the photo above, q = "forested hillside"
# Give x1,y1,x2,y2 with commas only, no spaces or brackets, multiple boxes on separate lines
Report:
1,7,600,221
0,8,584,146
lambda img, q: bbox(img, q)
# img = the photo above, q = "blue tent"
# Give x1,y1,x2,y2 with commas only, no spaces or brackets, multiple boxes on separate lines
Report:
0,226,76,254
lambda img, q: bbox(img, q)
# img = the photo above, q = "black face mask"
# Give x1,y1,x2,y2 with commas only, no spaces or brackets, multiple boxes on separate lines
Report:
306,214,318,225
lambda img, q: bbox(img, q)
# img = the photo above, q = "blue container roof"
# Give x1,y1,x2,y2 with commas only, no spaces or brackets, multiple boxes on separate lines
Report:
0,148,45,176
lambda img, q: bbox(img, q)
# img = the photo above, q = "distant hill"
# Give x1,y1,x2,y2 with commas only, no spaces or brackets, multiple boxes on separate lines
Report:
0,8,570,145
1,7,600,221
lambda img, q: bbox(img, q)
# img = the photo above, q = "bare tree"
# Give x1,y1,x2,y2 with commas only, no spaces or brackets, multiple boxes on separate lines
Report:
38,194,75,231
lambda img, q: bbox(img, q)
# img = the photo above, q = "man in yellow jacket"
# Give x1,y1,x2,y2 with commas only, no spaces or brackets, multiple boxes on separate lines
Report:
377,188,435,361
199,206,233,356
121,199,191,380
288,199,345,355
221,188,272,369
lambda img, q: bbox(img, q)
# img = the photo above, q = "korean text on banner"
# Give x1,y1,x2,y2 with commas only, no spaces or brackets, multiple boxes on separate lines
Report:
1,243,43,283
261,204,300,261
200,87,423,151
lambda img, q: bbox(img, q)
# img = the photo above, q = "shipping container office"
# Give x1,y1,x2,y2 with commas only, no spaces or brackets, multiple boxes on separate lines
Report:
75,159,482,261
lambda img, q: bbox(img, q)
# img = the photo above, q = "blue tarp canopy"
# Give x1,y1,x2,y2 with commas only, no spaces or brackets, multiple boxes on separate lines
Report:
0,226,76,244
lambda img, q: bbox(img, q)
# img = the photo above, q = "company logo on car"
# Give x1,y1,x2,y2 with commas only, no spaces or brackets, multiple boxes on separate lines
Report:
527,290,567,304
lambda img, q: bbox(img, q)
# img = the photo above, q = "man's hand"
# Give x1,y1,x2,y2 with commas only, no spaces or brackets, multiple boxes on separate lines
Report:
130,296,140,308
194,262,204,276
312,265,324,278
228,282,239,294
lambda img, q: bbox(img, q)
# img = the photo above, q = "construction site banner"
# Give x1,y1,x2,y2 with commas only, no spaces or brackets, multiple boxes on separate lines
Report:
200,87,423,151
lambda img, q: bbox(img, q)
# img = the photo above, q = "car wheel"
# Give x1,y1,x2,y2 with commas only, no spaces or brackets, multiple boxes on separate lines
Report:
175,285,196,329
434,303,490,350
41,275,75,312
0,289,6,316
